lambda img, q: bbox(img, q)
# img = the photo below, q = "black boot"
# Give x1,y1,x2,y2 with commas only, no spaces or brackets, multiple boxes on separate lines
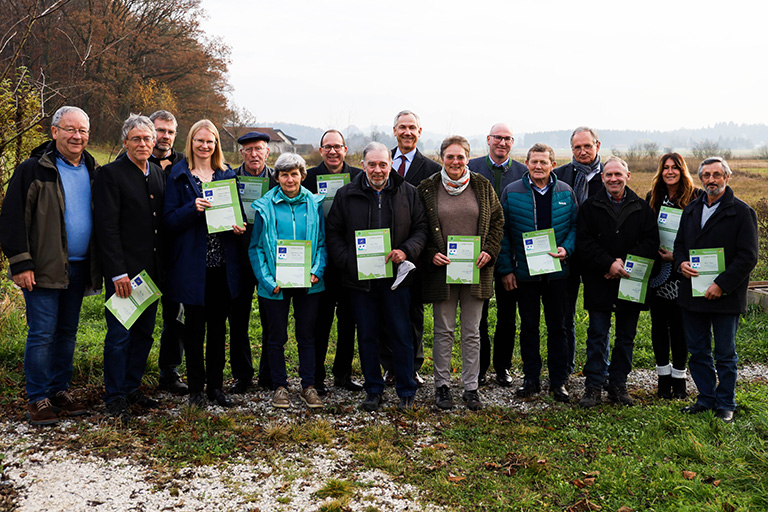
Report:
671,377,688,399
657,374,673,399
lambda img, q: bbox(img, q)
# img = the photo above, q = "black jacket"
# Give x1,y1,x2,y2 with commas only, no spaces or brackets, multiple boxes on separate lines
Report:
93,153,165,285
326,171,427,292
391,147,442,187
673,186,758,314
577,187,659,311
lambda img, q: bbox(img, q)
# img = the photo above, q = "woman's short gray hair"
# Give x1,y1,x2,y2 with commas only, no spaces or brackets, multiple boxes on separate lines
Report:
274,152,307,179
121,114,155,141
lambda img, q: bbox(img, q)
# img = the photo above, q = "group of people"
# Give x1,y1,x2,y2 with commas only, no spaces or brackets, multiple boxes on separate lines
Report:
0,106,757,426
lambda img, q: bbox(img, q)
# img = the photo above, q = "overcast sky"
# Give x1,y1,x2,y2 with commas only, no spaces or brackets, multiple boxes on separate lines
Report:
199,0,766,137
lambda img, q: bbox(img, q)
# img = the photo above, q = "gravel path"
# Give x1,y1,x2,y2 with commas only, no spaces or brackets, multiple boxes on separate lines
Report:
2,365,766,512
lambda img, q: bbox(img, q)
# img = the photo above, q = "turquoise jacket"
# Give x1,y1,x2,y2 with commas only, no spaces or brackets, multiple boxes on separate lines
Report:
248,186,326,299
497,172,578,281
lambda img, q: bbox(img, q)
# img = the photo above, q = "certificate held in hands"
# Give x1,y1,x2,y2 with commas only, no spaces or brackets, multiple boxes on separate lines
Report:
276,240,311,288
446,235,480,284
105,270,162,329
316,173,350,217
618,254,654,303
690,248,725,297
657,206,683,251
237,176,268,223
356,229,393,280
522,228,562,276
202,179,244,233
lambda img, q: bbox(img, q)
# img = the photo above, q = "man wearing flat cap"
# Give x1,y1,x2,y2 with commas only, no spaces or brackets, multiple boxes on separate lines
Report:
228,131,277,393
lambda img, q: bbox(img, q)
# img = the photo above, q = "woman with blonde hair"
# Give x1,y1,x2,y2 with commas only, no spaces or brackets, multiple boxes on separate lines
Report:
164,119,246,408
646,152,702,399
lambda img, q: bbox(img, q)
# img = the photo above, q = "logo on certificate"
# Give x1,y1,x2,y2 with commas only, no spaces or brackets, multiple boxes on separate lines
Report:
357,238,366,251
625,262,634,273
691,256,700,269
318,182,328,194
525,239,534,251
132,276,143,289
447,242,458,256
277,247,287,259
238,183,245,194
204,190,214,202
659,213,668,224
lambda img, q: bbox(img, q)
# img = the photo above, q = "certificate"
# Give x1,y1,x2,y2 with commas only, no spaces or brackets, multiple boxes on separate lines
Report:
690,247,725,297
316,173,350,217
236,176,268,223
657,206,683,251
356,229,393,280
202,179,244,233
522,228,562,276
276,240,311,288
105,270,162,329
618,254,654,303
446,235,480,284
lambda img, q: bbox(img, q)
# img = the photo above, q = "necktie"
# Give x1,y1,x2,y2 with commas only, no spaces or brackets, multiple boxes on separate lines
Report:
397,155,407,177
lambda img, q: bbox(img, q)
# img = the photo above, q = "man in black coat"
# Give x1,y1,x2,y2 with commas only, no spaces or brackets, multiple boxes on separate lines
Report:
387,110,441,385
576,156,658,408
304,130,363,394
148,110,187,395
675,157,758,423
94,115,165,421
326,142,427,411
555,126,606,376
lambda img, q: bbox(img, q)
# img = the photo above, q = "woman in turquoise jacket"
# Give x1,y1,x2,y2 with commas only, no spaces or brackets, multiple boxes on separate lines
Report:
249,153,326,410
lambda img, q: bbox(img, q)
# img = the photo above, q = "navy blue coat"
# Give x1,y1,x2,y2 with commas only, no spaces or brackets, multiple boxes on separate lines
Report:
163,159,244,305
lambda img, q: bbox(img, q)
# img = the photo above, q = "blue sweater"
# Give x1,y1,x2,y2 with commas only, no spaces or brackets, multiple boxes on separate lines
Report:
497,172,578,281
57,154,92,261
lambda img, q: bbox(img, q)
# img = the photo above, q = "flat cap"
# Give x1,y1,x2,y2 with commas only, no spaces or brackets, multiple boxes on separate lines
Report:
238,131,270,144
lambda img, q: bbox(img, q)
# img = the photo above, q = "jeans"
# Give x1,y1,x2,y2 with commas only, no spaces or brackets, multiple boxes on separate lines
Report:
351,282,416,397
260,289,319,390
479,273,517,376
379,282,424,372
103,280,158,403
158,295,184,381
313,273,356,385
517,279,569,387
583,309,640,389
682,310,739,411
23,260,88,403
563,272,581,375
433,285,483,391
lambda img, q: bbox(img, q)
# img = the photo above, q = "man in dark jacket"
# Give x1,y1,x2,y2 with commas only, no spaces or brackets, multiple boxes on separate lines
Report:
468,122,527,387
675,157,758,423
148,110,187,395
326,142,427,411
576,156,659,407
0,106,98,425
94,114,165,422
387,110,440,384
304,130,363,394
555,126,605,376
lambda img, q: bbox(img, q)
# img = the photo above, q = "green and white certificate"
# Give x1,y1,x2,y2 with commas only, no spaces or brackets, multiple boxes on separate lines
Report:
356,228,393,280
446,235,480,284
202,179,244,233
276,240,311,288
657,206,683,251
316,173,349,216
618,254,654,303
690,247,725,297
522,228,562,276
237,176,268,223
105,270,162,329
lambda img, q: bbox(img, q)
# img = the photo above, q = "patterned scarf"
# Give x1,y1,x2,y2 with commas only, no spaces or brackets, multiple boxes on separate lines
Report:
441,166,471,196
571,154,602,205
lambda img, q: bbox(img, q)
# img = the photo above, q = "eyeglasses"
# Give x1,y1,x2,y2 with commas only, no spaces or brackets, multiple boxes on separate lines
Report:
128,136,154,145
242,146,267,154
321,144,345,151
57,127,89,136
572,144,595,152
156,128,176,136
701,172,726,180
489,135,513,143
193,138,217,146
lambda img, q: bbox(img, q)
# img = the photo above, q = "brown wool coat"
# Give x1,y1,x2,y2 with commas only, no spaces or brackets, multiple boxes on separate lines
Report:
417,171,504,302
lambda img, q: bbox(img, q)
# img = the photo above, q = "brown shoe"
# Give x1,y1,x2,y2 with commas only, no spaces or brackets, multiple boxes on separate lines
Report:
51,390,88,416
300,386,324,409
26,398,60,426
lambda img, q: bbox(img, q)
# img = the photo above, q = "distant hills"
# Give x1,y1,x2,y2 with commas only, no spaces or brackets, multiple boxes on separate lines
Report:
270,121,768,154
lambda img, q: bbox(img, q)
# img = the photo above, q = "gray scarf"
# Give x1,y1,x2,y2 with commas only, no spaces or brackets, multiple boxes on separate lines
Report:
571,154,601,205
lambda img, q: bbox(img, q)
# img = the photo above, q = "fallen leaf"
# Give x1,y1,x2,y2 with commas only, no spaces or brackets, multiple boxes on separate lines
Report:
617,507,634,512
682,471,697,480
572,479,585,488
536,459,548,465
584,477,596,486
484,462,501,469
607,446,613,454
432,443,447,449
713,480,721,487
583,470,600,477
19,473,26,478
447,474,465,483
